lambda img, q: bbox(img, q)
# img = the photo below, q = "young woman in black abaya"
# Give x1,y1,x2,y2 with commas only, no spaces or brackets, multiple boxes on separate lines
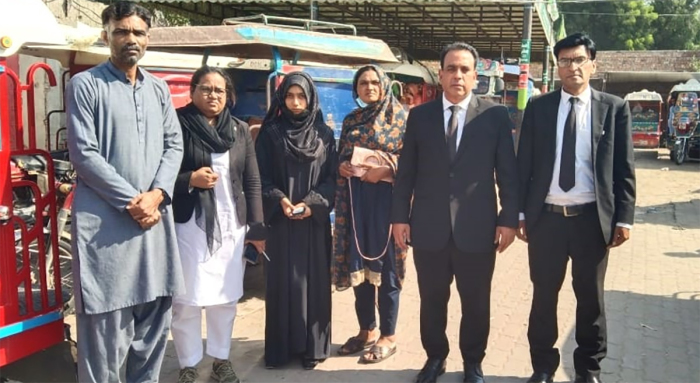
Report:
255,72,337,370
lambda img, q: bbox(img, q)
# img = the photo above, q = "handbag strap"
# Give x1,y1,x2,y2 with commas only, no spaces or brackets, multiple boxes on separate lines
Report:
347,178,393,261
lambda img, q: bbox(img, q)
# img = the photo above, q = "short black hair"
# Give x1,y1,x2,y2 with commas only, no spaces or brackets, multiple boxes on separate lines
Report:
101,1,152,29
190,66,235,103
553,33,597,60
439,42,480,69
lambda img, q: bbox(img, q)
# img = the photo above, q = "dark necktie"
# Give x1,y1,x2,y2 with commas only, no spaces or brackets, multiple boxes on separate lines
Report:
447,105,460,160
559,97,578,192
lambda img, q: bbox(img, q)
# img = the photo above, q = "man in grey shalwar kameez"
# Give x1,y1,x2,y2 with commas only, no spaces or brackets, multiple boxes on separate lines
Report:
66,2,184,382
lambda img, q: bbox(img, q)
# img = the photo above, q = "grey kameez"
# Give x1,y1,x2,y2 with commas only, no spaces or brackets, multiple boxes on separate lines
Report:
66,60,184,382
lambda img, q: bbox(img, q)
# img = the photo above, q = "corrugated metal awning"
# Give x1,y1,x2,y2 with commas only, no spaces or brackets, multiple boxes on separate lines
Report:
129,0,560,61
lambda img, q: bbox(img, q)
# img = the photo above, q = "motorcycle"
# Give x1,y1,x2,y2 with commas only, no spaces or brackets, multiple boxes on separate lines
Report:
671,121,698,165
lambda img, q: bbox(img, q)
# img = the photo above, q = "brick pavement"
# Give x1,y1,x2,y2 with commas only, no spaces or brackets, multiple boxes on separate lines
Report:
70,150,700,383
153,150,700,383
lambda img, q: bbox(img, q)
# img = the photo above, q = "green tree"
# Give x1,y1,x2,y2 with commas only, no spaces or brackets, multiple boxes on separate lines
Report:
616,1,657,50
559,0,657,50
652,0,700,50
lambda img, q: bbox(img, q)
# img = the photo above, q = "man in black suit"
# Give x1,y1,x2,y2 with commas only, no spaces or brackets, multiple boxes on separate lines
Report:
517,33,636,383
391,42,519,383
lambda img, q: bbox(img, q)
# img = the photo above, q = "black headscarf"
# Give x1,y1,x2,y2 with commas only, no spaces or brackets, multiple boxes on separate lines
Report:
177,102,236,258
260,71,324,162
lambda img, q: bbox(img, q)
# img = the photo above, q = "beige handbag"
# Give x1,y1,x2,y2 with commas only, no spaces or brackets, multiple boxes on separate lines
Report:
347,146,395,260
349,146,394,183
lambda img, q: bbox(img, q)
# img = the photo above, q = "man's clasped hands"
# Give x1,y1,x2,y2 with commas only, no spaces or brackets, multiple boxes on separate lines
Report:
126,189,165,230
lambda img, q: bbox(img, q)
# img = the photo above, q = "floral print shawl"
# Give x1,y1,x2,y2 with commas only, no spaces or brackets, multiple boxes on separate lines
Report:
332,65,408,290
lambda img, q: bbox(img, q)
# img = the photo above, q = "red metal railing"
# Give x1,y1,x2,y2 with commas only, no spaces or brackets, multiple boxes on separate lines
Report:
0,60,64,366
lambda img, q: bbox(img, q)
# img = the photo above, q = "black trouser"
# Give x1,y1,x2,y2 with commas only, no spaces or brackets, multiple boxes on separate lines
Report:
353,255,401,336
527,208,609,377
413,236,496,363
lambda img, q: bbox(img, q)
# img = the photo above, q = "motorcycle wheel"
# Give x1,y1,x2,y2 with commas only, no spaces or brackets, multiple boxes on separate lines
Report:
674,141,687,165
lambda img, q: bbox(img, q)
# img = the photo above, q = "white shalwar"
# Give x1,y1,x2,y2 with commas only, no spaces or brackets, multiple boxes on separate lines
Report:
172,152,247,367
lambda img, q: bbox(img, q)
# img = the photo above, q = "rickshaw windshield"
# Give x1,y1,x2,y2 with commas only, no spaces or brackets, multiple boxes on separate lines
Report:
624,90,664,134
474,75,491,95
629,104,660,132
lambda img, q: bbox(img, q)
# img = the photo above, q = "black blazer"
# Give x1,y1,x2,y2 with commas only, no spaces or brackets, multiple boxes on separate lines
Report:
517,88,636,244
172,116,266,240
391,96,519,253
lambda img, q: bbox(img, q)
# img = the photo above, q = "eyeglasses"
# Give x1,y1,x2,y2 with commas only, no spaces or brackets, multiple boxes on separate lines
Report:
557,56,591,68
195,84,227,97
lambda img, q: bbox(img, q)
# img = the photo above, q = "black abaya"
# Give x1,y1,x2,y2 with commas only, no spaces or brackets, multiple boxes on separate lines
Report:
256,122,337,367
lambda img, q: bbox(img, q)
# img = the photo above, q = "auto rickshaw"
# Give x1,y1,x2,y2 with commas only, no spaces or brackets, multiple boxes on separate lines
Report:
473,58,506,103
0,0,77,380
624,89,663,149
502,62,535,130
381,49,438,111
665,79,700,164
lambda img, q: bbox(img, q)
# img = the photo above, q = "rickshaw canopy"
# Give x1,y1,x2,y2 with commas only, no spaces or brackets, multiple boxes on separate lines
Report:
21,24,267,70
147,23,399,66
0,0,66,57
381,62,437,85
669,79,700,94
624,90,663,103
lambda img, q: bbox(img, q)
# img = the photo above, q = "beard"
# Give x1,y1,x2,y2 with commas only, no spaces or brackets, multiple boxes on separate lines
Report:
115,45,143,66
121,54,141,65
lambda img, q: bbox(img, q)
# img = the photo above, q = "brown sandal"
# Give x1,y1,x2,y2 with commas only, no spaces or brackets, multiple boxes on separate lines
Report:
359,343,397,364
337,336,377,356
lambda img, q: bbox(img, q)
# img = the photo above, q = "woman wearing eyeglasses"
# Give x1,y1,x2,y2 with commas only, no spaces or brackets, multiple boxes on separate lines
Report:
171,66,265,383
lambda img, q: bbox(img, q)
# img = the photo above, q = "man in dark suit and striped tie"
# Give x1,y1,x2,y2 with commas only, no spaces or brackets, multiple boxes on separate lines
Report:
517,33,636,383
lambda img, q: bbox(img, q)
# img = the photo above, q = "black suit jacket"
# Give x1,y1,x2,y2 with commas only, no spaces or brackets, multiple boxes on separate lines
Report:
172,117,266,240
391,96,519,253
517,88,636,244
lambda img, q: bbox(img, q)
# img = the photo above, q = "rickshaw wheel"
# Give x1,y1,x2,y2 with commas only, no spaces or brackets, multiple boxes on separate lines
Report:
57,238,75,314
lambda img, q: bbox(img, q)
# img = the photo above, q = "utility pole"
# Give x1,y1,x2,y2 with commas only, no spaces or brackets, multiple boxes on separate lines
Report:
310,0,318,20
516,2,533,147
542,45,551,93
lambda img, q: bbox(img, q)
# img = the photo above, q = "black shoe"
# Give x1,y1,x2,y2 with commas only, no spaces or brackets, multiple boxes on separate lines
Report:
574,374,602,383
415,358,446,383
462,362,484,383
527,372,554,383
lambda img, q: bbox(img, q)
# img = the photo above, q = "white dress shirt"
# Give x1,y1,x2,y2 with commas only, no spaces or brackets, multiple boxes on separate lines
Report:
442,92,473,147
546,87,596,206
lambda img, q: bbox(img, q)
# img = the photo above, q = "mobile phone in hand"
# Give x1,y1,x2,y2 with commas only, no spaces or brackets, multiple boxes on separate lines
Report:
244,243,270,264
291,206,306,216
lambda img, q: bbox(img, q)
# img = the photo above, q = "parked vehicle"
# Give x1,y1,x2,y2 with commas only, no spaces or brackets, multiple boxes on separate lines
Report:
501,62,536,137
665,80,700,164
0,0,69,370
624,89,664,150
473,58,506,102
381,52,439,110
